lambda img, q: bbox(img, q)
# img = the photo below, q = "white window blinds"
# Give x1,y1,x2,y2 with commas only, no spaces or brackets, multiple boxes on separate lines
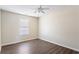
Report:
19,19,29,35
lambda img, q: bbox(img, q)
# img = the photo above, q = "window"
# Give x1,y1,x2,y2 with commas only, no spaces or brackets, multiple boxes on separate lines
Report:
19,19,29,35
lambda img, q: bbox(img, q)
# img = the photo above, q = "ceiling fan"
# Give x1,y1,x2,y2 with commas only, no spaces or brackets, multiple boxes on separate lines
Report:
34,5,49,14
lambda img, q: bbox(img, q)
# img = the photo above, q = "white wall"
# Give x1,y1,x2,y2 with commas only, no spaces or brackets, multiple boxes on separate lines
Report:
39,6,79,51
0,9,1,51
1,10,38,46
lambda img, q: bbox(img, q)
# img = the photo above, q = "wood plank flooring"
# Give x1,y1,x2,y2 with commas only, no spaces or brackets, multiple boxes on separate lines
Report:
1,39,79,54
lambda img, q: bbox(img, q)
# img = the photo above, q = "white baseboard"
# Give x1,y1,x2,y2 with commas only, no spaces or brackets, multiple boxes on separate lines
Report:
2,38,37,46
39,37,79,52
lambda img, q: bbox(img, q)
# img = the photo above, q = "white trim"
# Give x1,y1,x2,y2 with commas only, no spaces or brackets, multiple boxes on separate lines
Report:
2,38,36,46
39,37,79,52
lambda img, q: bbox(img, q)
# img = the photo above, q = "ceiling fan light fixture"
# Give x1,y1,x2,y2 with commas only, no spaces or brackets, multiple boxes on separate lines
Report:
34,5,49,14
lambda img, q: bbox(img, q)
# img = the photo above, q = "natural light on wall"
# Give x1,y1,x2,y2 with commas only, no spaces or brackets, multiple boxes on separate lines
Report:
19,19,29,36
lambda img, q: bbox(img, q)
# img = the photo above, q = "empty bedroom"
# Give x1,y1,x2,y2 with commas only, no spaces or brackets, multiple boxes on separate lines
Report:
0,5,79,54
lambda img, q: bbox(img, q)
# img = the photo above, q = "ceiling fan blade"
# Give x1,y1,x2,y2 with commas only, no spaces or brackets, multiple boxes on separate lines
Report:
42,8,49,10
41,10,45,13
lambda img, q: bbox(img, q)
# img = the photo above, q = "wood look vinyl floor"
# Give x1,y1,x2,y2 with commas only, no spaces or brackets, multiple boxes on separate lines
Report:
1,39,79,54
